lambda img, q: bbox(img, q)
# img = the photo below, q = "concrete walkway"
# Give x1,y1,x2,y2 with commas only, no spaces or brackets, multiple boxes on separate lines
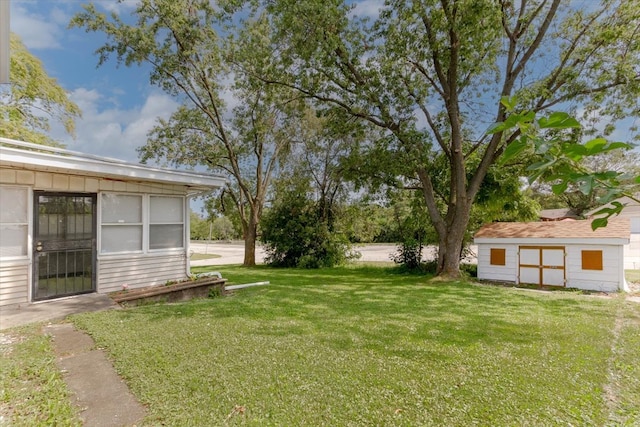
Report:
1,295,146,426
45,323,147,426
0,293,119,330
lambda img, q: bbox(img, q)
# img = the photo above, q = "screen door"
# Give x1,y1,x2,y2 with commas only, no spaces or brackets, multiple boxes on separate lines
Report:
33,192,96,300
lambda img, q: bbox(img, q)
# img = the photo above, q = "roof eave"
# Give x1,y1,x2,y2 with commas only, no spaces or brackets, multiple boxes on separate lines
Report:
474,237,630,245
0,145,226,190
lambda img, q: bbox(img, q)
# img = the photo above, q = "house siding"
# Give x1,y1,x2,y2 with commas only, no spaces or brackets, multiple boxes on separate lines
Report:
477,244,517,283
1,167,189,194
97,253,188,294
0,261,29,307
1,166,192,305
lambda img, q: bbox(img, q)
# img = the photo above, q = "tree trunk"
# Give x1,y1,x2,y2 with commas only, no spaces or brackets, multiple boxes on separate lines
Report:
435,203,471,278
436,226,465,278
242,214,258,266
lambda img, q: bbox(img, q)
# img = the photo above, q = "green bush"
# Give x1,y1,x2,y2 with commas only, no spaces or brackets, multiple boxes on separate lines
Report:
390,237,423,270
261,183,355,268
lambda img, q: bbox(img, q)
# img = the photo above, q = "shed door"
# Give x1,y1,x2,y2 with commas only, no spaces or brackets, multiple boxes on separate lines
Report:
33,192,97,301
519,246,565,287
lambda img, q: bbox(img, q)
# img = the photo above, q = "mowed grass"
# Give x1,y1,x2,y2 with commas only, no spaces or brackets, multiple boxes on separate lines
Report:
0,324,80,426
69,265,640,426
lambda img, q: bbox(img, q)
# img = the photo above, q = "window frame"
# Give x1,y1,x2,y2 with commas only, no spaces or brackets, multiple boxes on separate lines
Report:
148,195,185,251
0,185,30,260
98,192,185,255
99,193,144,254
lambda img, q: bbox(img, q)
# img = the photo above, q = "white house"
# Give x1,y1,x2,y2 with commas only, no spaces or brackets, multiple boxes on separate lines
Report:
0,138,225,308
585,194,640,234
474,219,630,292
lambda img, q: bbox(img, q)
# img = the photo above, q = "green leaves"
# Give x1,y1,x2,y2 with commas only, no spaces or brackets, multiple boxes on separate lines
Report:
537,112,580,130
490,107,639,229
1,33,81,145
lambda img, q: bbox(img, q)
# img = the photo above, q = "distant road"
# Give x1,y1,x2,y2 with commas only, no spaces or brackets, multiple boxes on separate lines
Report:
189,241,479,266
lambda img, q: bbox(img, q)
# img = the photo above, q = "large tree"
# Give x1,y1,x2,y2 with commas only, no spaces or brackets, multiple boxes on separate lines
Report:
72,0,297,266
255,0,640,277
1,33,81,145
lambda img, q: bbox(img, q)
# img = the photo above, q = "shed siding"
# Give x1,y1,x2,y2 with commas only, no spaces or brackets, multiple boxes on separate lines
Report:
0,262,29,307
97,253,188,293
477,240,627,292
477,244,517,283
565,245,625,292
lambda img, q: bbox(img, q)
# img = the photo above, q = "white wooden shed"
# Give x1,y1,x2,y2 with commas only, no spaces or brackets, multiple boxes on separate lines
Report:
0,138,225,308
474,219,631,292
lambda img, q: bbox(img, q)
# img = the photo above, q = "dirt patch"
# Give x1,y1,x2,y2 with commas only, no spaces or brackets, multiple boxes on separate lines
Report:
0,332,23,356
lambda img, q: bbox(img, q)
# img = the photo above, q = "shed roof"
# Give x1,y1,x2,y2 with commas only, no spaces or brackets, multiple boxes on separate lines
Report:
0,137,226,193
475,218,630,240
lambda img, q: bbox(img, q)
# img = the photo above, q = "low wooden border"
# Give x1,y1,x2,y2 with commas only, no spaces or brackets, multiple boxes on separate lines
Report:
110,276,227,306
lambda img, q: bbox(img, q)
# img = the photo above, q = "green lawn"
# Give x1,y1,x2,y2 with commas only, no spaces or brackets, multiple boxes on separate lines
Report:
627,269,640,285
0,324,80,426
63,265,640,426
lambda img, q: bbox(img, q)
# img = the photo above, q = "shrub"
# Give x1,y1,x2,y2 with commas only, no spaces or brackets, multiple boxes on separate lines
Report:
261,183,355,268
390,237,423,270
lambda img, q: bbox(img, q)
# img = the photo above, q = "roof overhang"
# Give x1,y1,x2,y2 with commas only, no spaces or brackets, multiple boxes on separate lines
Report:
474,237,630,245
0,138,226,194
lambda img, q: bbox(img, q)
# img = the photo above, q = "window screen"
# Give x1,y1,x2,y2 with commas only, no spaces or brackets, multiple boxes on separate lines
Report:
149,196,184,250
0,187,28,257
101,194,143,253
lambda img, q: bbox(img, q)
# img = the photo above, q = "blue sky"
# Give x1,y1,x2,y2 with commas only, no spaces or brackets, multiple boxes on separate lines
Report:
9,0,384,164
8,0,639,165
10,0,179,162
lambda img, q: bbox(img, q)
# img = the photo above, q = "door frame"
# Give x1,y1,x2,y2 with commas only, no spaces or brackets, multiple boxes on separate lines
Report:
518,245,566,287
32,191,98,301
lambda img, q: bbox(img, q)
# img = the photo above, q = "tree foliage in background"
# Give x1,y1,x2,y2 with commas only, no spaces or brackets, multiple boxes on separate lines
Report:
257,0,640,277
495,106,640,229
261,177,355,268
190,211,239,241
1,33,81,145
528,149,640,216
71,0,296,266
261,109,360,268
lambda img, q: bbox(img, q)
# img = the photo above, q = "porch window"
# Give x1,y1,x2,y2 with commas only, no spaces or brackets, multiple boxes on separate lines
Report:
490,248,506,266
101,194,143,253
581,250,603,271
0,186,28,258
149,196,184,250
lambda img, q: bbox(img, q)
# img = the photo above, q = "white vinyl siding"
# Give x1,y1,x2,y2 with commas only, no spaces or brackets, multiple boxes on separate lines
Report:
565,245,625,292
97,253,187,293
477,240,627,292
477,244,516,283
0,262,29,307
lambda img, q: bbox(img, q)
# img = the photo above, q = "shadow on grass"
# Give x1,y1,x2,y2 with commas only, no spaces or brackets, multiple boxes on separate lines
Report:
93,265,616,359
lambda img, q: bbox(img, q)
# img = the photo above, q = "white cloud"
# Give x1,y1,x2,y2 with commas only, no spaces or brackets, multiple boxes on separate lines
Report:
350,0,384,19
11,3,63,49
50,89,179,163
96,0,140,15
